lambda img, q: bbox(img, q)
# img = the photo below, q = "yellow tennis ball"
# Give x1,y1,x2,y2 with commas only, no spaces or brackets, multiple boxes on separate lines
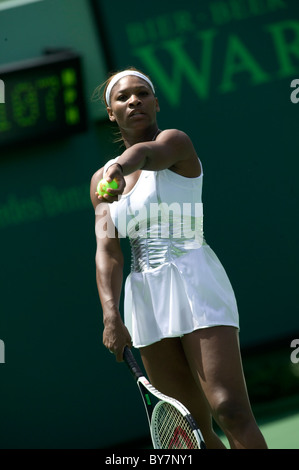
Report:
97,178,118,196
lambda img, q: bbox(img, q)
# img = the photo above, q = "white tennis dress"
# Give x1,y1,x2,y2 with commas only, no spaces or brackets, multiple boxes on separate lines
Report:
107,161,239,348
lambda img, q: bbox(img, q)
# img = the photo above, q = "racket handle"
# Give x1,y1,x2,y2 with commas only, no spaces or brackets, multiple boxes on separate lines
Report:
123,346,143,380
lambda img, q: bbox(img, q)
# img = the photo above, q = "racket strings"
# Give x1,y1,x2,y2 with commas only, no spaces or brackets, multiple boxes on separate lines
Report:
152,402,199,449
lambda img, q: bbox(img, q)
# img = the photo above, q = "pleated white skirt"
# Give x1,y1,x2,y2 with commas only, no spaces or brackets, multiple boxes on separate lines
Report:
124,245,239,348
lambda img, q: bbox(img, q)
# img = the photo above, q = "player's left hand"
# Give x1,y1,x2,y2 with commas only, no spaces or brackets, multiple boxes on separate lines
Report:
96,164,126,203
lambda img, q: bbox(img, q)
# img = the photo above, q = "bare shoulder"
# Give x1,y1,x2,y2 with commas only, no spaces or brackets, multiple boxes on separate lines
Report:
157,129,194,147
157,129,201,177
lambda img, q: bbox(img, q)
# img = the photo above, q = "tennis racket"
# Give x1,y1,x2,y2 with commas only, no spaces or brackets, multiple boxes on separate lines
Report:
123,346,206,449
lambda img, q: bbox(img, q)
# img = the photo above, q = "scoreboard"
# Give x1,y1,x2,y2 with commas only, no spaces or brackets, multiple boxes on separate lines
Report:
0,51,88,148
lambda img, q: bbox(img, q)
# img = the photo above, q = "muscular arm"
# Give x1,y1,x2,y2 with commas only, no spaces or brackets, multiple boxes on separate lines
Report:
95,222,123,323
92,129,201,204
116,129,201,178
90,176,132,361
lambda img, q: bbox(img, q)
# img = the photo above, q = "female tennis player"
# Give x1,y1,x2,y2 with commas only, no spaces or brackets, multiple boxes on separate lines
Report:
90,68,267,449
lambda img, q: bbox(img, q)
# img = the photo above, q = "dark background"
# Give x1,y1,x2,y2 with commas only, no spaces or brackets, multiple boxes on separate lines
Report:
0,0,298,449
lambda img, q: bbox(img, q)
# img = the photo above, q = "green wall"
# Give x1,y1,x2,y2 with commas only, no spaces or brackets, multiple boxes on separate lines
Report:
0,0,146,449
0,0,299,449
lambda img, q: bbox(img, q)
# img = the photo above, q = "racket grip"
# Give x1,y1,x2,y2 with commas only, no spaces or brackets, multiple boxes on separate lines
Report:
123,346,143,380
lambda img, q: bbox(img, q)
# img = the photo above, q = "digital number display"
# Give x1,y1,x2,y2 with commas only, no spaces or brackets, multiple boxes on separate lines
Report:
0,51,87,148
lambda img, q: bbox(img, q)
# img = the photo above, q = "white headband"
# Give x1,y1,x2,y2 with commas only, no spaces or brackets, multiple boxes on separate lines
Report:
105,70,155,106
